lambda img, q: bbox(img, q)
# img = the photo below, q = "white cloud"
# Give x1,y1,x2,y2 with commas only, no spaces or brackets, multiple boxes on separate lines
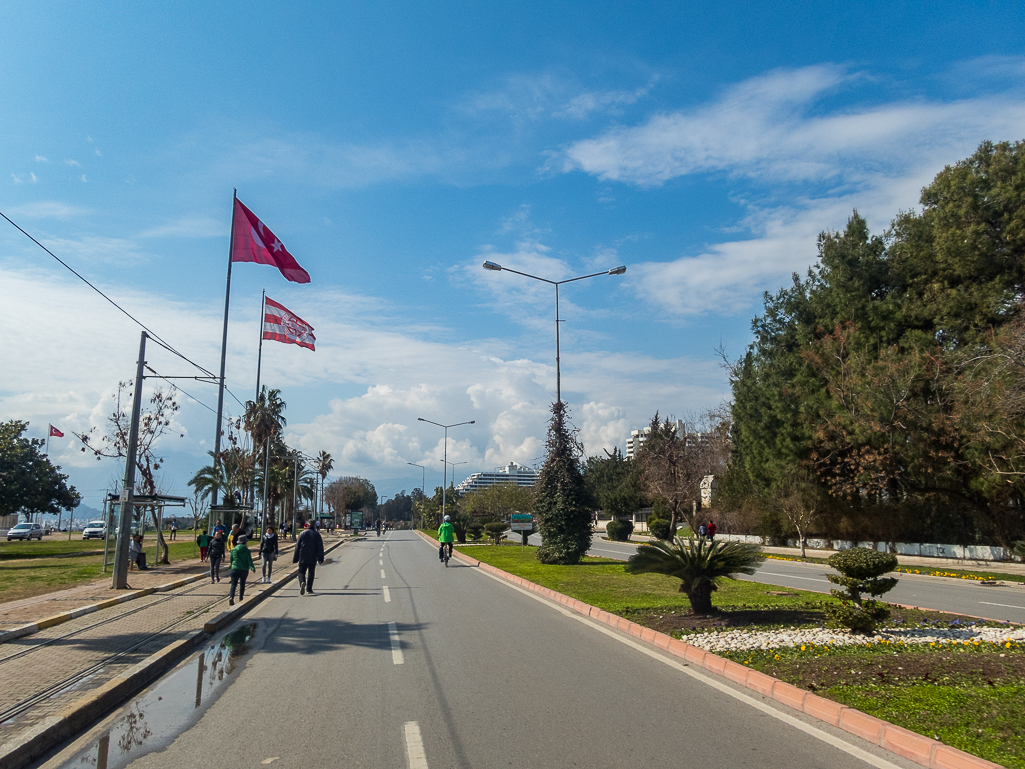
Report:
7,201,92,219
557,64,1025,317
35,155,48,162
137,216,226,239
66,160,81,167
11,174,23,184
80,175,87,183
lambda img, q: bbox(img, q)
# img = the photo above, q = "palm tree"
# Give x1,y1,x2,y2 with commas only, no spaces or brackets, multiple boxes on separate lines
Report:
315,450,334,519
188,452,226,503
624,537,765,615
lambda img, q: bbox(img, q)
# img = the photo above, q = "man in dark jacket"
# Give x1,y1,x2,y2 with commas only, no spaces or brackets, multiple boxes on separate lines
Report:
292,522,324,595
208,530,226,583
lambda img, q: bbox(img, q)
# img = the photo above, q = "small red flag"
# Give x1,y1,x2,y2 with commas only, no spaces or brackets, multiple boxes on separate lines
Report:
231,198,311,284
263,297,316,351
49,425,64,438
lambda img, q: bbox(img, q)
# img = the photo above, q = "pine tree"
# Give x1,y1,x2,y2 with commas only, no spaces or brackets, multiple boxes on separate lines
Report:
535,402,592,565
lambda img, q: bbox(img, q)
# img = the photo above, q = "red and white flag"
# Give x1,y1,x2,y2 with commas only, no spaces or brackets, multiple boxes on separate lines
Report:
263,297,315,351
49,425,64,438
231,198,311,284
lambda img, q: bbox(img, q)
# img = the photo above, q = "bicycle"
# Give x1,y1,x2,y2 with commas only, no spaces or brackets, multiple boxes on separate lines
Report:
440,542,452,566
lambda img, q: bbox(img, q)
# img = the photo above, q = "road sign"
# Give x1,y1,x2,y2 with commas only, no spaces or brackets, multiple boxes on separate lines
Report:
510,514,534,532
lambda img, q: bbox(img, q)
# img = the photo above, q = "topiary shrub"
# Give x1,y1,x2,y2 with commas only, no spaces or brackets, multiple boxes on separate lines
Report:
647,516,673,540
466,521,485,541
484,521,509,545
1013,540,1025,562
606,519,634,541
825,547,898,634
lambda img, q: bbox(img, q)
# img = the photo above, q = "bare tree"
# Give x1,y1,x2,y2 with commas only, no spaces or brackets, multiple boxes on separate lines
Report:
769,468,823,557
76,383,181,564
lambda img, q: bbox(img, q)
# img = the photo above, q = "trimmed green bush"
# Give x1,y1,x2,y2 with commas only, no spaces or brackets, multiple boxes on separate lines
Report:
606,519,634,541
825,547,898,634
466,521,485,542
647,517,673,540
484,521,509,545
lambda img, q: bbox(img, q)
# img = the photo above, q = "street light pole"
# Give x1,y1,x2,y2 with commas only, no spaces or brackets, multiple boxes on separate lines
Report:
482,261,625,405
416,418,474,523
407,462,426,528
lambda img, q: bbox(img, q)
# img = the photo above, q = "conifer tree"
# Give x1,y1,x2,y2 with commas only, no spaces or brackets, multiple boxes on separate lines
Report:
535,401,592,565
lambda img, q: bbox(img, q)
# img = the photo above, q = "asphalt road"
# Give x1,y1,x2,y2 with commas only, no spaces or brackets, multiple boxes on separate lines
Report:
585,537,1025,625
49,531,920,769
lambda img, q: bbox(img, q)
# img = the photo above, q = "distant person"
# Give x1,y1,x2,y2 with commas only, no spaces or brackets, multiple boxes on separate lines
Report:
228,535,256,606
259,525,279,583
438,515,454,563
196,529,211,561
208,531,226,583
227,523,241,551
129,534,149,570
213,520,227,538
293,521,324,595
169,520,178,541
697,522,707,539
707,521,716,542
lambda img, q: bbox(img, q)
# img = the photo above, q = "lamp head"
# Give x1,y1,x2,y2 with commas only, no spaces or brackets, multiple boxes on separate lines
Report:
608,265,627,275
482,261,503,271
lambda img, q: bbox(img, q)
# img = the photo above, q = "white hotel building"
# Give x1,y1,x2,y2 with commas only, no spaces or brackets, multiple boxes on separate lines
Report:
454,462,538,494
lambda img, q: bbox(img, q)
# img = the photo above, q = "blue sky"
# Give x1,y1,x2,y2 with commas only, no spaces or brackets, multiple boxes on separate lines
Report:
2,1,1023,513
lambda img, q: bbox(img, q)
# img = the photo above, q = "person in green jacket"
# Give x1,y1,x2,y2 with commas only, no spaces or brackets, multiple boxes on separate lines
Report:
438,515,454,562
228,535,256,606
196,529,211,561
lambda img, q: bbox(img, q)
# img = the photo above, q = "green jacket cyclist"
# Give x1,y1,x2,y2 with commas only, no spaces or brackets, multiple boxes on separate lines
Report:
438,515,454,562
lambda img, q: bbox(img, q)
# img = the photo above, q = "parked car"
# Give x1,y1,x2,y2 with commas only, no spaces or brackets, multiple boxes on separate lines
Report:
82,520,107,540
7,523,44,541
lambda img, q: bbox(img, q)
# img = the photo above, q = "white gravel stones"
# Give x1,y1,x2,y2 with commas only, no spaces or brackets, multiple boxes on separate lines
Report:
685,624,1025,653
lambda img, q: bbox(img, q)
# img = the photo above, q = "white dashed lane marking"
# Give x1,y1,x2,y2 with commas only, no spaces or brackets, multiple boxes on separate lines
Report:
404,721,428,768
381,569,387,579
389,622,404,665
383,585,391,603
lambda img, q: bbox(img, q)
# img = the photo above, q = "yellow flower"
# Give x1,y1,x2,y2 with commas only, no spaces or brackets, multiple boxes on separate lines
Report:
801,645,806,651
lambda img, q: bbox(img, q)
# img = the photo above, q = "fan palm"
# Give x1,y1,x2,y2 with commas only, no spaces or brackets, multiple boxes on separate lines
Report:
625,536,765,615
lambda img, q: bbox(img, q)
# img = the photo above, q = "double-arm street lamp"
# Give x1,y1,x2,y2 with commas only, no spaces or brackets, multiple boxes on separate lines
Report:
416,418,474,522
407,462,426,528
482,261,626,405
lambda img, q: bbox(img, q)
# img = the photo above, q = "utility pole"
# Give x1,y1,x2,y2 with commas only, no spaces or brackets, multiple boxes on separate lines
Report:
112,331,148,589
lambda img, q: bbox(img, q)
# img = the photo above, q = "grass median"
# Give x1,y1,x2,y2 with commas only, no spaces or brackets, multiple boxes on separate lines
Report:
456,538,1024,768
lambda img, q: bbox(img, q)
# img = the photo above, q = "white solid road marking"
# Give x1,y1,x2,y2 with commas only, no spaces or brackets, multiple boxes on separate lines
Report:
383,585,391,603
381,569,387,579
980,601,1025,610
758,571,830,583
389,621,404,665
469,563,903,769
404,721,428,769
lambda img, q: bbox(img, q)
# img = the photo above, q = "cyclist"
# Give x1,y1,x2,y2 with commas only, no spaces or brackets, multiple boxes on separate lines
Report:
375,519,382,537
438,515,454,563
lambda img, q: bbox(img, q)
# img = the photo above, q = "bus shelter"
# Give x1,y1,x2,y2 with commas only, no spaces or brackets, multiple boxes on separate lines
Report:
102,493,186,571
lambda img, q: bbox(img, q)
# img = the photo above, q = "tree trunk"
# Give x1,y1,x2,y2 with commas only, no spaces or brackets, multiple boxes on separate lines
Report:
687,581,714,615
149,508,170,564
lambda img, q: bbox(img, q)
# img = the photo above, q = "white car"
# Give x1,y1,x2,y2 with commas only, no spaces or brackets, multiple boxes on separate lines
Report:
7,523,44,541
82,520,107,540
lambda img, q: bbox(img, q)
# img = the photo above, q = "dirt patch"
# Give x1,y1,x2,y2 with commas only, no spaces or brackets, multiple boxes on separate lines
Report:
627,604,831,634
766,650,1025,691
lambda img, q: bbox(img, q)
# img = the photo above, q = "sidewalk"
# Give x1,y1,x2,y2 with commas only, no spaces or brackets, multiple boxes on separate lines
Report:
0,531,353,766
0,536,307,628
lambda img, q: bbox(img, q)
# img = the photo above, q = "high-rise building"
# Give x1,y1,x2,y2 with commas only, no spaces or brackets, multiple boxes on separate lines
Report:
625,420,711,459
454,461,538,494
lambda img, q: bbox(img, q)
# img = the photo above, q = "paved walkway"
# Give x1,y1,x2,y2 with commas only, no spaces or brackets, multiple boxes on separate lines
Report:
0,532,349,753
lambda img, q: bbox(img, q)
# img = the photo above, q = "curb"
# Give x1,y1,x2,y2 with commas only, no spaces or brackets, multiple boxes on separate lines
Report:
0,535,358,769
418,531,1001,769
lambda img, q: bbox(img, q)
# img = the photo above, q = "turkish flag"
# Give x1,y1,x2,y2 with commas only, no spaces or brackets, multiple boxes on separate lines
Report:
49,425,64,438
231,199,311,284
263,297,316,351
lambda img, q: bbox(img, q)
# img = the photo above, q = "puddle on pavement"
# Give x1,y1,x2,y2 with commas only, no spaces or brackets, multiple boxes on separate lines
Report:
53,622,266,769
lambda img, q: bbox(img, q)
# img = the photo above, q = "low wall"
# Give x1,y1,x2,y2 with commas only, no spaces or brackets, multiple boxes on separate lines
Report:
717,533,1015,562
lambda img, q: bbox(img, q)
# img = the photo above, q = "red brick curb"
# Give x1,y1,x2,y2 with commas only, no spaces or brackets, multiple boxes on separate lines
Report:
417,532,1001,769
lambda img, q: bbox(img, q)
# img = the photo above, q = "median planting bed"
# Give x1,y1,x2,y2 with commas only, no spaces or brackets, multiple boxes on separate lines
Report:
459,541,1025,768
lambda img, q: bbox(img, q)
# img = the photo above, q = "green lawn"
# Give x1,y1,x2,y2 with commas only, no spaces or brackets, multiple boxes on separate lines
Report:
457,541,827,614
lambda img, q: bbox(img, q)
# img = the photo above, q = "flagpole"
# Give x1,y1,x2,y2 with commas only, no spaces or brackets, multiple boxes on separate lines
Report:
252,290,265,522
213,189,238,508
46,427,50,457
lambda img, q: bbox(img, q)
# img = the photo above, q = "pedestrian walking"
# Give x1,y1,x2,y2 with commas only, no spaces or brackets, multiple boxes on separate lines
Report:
292,521,324,595
208,531,226,583
169,520,178,541
259,525,279,583
228,535,256,606
213,519,227,538
697,522,707,539
707,520,716,541
196,529,211,561
227,523,241,551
